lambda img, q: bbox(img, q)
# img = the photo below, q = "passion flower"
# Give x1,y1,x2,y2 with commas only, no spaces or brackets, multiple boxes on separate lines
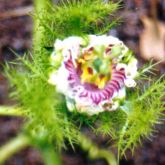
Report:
49,35,138,115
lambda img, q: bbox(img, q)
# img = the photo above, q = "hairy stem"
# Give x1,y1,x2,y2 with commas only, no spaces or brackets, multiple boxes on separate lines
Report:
0,135,30,164
0,106,24,117
78,133,117,165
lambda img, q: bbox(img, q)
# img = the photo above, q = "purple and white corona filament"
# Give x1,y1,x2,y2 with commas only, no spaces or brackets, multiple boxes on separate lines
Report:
49,35,138,115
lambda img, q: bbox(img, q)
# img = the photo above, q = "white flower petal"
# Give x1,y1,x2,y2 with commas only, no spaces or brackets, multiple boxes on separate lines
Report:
117,88,126,99
116,63,127,71
54,39,64,51
124,78,137,87
76,103,103,116
48,71,58,85
66,97,75,112
53,65,70,95
125,66,138,79
111,101,119,111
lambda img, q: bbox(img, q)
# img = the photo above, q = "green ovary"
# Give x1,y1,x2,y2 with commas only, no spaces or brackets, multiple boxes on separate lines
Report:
77,46,112,89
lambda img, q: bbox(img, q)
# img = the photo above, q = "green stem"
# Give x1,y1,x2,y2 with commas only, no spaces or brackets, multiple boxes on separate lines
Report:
0,135,30,164
33,0,51,51
0,106,24,117
41,146,61,165
78,133,117,165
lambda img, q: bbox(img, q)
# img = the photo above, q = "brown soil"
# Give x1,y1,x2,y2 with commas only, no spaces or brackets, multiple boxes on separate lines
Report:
0,0,164,165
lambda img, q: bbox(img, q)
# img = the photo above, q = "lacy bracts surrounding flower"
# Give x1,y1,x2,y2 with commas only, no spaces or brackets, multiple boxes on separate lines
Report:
49,35,138,115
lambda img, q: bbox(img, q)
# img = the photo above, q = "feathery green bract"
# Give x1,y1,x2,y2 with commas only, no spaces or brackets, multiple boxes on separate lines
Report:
96,110,126,139
5,55,77,150
38,0,119,46
118,76,165,156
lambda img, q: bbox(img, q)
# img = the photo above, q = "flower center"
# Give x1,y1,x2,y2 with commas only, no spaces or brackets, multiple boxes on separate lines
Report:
77,46,112,89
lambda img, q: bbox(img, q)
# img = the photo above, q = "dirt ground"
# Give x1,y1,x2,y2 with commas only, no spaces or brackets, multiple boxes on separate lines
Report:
0,0,165,165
